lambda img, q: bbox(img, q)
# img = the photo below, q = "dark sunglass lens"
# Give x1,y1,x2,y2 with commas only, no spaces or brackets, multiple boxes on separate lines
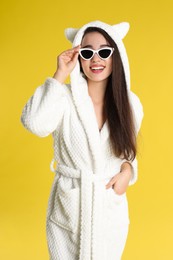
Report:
99,49,111,59
81,50,93,59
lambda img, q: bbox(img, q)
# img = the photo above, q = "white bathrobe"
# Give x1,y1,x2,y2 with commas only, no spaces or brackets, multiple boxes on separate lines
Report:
21,21,144,260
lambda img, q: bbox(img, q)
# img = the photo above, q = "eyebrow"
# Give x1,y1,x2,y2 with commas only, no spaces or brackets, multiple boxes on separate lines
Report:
81,44,110,48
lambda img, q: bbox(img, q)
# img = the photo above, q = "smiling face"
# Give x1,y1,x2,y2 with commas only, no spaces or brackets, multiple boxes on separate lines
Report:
80,31,113,86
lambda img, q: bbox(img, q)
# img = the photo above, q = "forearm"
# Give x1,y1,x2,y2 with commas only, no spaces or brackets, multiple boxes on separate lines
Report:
120,158,138,185
113,162,133,194
120,161,133,177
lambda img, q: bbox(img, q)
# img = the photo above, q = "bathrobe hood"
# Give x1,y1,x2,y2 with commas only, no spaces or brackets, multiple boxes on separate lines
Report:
65,20,130,90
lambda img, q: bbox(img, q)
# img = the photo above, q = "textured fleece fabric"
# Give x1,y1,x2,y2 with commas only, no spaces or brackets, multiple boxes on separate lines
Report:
21,20,144,260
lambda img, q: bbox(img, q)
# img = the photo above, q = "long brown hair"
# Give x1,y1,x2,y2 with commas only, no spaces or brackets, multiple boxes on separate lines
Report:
82,27,136,161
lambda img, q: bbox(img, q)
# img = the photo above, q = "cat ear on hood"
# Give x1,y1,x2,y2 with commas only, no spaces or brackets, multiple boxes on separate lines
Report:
65,28,79,43
112,22,130,39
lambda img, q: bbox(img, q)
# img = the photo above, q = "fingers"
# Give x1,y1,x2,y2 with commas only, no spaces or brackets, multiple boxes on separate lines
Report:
64,45,81,56
105,174,119,189
73,45,81,50
58,45,81,64
71,45,81,59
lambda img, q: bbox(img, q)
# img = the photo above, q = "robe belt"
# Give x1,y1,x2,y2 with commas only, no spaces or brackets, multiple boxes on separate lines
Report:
50,160,119,260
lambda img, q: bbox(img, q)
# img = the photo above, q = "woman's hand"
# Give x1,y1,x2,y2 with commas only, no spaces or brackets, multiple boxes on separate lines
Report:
106,162,132,195
53,45,81,84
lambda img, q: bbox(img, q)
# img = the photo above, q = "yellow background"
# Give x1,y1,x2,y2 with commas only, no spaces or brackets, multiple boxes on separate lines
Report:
1,0,173,259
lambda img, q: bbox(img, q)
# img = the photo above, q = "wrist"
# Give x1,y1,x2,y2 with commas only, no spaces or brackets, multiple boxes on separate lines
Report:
53,69,68,84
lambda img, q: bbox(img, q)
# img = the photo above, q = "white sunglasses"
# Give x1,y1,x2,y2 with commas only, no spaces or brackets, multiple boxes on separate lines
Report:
79,47,114,60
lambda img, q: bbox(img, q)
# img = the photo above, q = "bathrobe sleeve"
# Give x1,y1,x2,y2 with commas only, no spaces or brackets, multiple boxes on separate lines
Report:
21,77,68,137
121,90,144,185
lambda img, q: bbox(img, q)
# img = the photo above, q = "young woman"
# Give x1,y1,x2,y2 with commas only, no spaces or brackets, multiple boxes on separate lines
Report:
21,21,143,260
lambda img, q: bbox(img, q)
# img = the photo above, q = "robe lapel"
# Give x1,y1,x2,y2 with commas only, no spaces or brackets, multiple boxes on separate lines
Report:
70,63,104,173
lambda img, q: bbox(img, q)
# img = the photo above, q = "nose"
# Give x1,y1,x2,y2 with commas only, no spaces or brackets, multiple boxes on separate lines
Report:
91,53,101,62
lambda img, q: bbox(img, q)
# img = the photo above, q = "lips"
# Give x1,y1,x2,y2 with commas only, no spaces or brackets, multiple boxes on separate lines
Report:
90,66,105,73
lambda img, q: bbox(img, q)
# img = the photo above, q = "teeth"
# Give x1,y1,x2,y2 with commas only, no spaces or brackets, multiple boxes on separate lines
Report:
91,67,104,70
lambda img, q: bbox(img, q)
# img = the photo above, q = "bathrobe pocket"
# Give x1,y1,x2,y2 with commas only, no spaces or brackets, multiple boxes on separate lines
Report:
106,188,130,226
109,188,125,204
50,187,80,233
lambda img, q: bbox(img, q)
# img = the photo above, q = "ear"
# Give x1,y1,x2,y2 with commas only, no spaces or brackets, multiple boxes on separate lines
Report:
64,28,79,43
112,22,130,39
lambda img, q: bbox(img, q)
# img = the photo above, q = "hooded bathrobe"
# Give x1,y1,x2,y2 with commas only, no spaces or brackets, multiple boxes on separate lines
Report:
21,21,144,260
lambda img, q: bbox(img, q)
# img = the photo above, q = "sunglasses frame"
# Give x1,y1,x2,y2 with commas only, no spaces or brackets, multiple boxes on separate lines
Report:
79,47,114,60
